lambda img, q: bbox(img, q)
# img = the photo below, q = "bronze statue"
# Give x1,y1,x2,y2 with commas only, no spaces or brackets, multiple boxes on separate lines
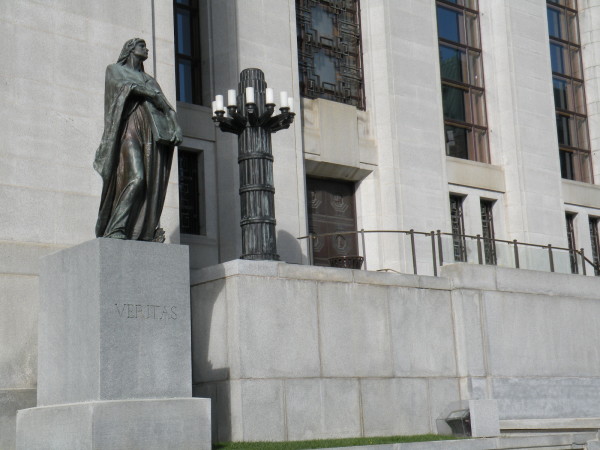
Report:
94,38,182,242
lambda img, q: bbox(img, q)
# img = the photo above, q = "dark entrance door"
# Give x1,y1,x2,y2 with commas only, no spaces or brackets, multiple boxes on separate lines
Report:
306,177,358,266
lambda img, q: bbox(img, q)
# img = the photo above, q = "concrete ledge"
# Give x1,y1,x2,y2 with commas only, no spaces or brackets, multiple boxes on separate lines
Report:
16,398,211,450
315,432,595,449
442,263,600,299
190,259,279,285
191,260,450,290
500,417,600,431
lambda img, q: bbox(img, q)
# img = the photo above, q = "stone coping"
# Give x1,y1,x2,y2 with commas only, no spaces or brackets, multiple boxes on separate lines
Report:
312,432,596,450
500,418,600,431
190,259,450,290
190,259,600,300
441,264,600,299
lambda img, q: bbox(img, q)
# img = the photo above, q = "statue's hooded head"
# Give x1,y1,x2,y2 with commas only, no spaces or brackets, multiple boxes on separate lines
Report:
117,38,146,70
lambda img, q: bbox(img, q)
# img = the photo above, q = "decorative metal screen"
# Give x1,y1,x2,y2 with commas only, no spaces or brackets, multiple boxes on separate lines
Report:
566,213,578,274
450,195,467,262
178,150,203,235
480,200,497,265
296,0,365,109
589,217,599,275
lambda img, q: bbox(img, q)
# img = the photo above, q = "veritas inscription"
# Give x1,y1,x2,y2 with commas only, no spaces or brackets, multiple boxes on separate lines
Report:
115,303,177,320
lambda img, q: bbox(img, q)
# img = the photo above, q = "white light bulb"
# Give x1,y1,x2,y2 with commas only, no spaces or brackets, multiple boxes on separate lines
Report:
245,87,255,104
280,91,288,108
266,88,274,104
228,89,237,107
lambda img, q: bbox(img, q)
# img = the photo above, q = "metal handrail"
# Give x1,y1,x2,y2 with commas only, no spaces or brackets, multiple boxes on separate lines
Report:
297,229,599,276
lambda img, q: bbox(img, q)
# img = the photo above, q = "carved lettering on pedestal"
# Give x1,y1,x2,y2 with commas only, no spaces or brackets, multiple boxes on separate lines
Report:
114,303,177,320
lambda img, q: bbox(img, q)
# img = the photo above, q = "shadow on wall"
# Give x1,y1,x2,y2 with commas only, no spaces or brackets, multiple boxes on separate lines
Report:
277,229,305,265
190,263,231,442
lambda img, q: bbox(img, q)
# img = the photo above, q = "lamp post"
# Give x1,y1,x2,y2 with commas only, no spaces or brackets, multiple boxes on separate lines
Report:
212,68,295,260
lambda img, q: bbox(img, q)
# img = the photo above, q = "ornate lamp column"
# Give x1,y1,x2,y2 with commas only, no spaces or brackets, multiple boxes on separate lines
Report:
212,68,295,260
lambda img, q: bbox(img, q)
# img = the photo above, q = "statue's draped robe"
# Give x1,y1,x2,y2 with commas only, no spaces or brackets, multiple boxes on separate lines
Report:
94,64,174,241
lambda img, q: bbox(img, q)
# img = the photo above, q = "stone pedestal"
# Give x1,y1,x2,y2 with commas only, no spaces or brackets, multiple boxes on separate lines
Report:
16,239,210,449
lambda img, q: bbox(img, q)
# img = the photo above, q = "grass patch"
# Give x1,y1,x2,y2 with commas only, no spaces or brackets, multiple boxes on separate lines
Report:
214,434,460,449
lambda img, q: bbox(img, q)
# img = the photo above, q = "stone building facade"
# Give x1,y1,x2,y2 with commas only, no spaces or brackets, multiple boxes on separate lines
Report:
3,0,600,447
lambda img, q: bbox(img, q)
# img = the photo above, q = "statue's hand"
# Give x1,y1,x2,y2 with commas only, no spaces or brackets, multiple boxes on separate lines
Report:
171,124,183,145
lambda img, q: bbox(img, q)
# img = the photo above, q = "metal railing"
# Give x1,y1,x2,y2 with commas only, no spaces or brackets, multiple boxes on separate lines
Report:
297,229,600,277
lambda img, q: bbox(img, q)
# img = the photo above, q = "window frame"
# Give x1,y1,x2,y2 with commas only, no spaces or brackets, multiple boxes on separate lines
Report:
436,0,490,163
547,0,593,183
174,0,203,105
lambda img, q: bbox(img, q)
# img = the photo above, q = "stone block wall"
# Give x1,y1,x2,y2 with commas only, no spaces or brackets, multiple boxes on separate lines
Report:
191,260,600,442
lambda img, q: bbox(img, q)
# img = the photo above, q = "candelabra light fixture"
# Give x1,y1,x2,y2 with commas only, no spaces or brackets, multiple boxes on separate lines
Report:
212,68,295,261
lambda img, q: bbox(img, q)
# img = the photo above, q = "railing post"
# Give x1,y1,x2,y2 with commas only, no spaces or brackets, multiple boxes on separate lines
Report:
308,233,315,266
360,229,367,271
410,229,417,275
513,239,520,269
581,248,586,275
437,230,444,267
548,244,554,272
430,231,437,277
476,235,483,265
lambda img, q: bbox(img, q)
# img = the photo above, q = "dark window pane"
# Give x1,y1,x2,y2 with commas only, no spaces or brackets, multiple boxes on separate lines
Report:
547,7,562,39
437,6,463,43
310,6,334,37
556,114,571,146
178,60,193,103
176,9,192,56
553,77,568,109
314,51,337,87
442,85,466,122
439,45,465,82
445,125,469,159
550,42,566,74
176,0,190,4
560,150,575,179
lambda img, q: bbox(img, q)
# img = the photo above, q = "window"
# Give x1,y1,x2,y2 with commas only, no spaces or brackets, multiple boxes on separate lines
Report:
178,150,205,235
296,0,365,109
307,177,358,266
547,0,592,182
566,213,578,273
174,0,202,104
436,0,489,163
450,195,467,262
480,199,496,265
589,217,600,275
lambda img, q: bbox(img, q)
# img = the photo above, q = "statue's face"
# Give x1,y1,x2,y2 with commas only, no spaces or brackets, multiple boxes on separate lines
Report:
132,41,149,61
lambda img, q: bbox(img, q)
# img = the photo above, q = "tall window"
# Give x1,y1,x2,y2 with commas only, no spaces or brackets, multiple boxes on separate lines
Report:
589,217,600,275
178,150,205,235
566,213,578,273
450,195,467,262
480,199,496,265
436,0,489,163
174,0,202,105
296,0,365,109
547,0,592,182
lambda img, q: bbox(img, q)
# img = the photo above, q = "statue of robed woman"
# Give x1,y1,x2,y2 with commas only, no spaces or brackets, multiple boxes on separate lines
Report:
94,38,182,242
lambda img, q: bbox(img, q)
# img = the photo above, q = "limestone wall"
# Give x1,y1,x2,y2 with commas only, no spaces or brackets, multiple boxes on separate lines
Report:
190,261,600,442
